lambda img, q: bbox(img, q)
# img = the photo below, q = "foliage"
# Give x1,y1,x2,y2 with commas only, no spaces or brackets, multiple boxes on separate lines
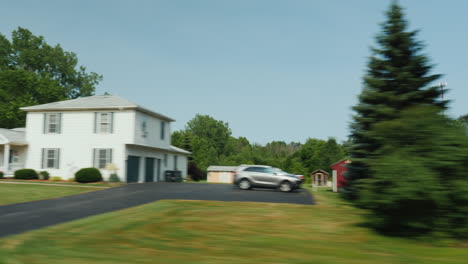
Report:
187,162,204,181
0,171,3,179
108,173,121,183
67,177,75,182
358,106,468,237
346,1,446,200
172,115,347,178
0,27,102,128
14,169,38,180
39,171,50,180
50,176,63,182
75,168,103,183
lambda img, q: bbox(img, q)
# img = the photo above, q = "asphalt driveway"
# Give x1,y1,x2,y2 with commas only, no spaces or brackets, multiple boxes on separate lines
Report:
0,182,313,238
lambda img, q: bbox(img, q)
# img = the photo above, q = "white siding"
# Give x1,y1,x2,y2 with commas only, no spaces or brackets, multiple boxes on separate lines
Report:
25,110,134,180
134,111,171,149
23,108,187,182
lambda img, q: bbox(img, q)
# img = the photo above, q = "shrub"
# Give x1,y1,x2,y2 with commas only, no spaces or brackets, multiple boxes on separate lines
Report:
14,169,38,180
67,177,75,182
39,171,50,180
75,168,103,183
188,163,204,181
50,176,63,182
0,171,4,179
108,173,121,183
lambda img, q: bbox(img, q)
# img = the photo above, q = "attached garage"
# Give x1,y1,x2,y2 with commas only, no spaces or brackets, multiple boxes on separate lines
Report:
207,166,238,184
126,155,140,183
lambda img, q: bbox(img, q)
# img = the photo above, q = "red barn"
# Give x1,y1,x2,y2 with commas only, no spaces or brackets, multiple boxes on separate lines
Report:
330,159,351,192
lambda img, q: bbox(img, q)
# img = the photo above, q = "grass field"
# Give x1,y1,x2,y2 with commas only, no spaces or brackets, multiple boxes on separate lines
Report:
0,188,467,263
0,184,100,205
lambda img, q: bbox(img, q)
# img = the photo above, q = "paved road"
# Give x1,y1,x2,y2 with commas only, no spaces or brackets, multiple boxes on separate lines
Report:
0,183,313,238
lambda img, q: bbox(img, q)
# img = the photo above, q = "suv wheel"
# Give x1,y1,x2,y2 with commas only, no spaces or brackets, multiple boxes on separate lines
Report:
279,181,292,192
239,179,251,190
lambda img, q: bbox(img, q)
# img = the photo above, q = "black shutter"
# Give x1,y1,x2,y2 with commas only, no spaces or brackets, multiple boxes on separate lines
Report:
109,149,113,163
43,114,47,134
110,112,114,133
57,113,62,134
56,149,60,169
94,112,98,133
41,148,45,169
92,149,97,167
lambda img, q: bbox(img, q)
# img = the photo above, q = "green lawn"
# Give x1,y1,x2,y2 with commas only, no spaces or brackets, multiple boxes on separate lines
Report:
0,188,467,263
0,184,100,205
0,179,123,187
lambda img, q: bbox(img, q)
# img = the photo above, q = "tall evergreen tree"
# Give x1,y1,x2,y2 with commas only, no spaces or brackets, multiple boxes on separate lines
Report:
345,1,447,199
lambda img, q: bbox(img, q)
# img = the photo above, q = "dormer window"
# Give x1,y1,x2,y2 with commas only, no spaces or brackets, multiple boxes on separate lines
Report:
44,113,62,134
95,112,114,133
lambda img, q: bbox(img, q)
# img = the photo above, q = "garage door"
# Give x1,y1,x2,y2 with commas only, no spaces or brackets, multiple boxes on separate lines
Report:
126,156,140,183
145,157,155,182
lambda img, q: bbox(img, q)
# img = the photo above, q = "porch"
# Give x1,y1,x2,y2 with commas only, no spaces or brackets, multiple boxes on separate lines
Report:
0,128,27,176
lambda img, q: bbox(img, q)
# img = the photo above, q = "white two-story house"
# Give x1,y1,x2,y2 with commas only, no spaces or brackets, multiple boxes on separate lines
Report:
0,95,190,182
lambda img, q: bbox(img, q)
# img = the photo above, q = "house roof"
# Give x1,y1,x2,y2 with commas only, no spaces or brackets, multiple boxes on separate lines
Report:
125,144,191,155
330,159,351,167
20,95,175,122
169,145,192,155
207,166,238,172
0,128,27,145
311,169,329,175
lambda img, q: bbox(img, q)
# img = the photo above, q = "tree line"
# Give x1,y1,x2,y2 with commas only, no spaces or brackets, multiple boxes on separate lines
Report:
171,114,347,182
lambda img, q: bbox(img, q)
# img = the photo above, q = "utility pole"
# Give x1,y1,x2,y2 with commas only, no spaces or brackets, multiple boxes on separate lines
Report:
439,82,447,100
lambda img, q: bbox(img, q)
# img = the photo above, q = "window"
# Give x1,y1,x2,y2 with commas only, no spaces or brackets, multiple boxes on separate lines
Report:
93,149,113,169
160,121,165,140
44,113,62,133
245,167,262,172
41,148,60,169
164,154,168,167
174,155,178,170
95,112,113,133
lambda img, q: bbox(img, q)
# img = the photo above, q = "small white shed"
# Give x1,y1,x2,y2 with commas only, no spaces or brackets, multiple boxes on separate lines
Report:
207,166,238,183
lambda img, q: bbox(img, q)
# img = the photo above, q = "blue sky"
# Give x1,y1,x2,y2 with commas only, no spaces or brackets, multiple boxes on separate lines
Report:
2,0,468,144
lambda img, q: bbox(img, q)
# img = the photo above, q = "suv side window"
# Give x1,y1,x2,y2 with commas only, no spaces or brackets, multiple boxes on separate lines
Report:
244,167,261,172
260,167,274,174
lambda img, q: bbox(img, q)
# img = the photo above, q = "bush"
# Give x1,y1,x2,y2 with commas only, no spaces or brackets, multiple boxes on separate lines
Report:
14,169,38,180
67,177,75,182
39,171,50,180
108,173,120,183
0,171,4,179
188,163,204,181
75,168,103,183
50,176,63,182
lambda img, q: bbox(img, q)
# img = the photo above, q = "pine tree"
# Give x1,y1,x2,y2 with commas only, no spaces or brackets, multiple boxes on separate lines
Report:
345,1,447,199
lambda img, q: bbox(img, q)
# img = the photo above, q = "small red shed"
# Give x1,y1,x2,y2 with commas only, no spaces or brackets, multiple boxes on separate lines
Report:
330,159,351,192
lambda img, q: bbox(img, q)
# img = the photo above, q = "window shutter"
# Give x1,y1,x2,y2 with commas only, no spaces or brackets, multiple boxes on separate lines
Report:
92,149,97,167
43,114,47,134
110,112,114,133
94,113,98,133
109,149,113,163
57,113,62,134
56,149,60,169
41,148,45,169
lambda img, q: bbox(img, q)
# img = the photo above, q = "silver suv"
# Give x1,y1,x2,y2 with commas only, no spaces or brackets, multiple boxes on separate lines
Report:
233,165,303,192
